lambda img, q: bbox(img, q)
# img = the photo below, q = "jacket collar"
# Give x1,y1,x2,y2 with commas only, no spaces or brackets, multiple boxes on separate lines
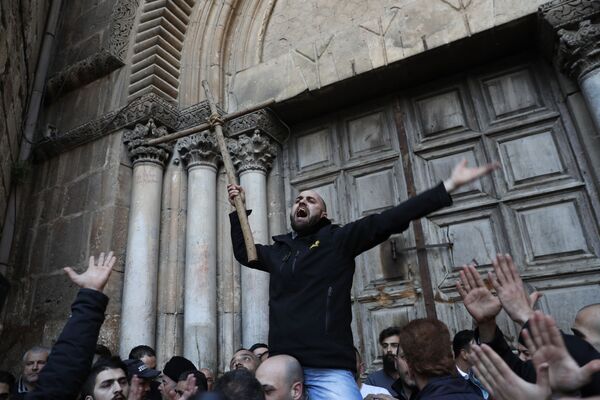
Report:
273,217,331,243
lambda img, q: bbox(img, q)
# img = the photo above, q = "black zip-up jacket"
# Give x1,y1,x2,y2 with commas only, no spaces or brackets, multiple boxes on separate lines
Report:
414,376,482,400
230,182,452,371
27,288,108,400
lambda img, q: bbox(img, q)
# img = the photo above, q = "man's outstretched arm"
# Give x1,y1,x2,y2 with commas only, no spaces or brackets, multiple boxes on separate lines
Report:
336,159,498,256
27,251,116,400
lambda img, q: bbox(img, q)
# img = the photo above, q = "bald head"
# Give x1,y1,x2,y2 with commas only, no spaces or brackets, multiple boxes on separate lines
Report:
255,355,304,400
573,304,600,351
290,190,328,233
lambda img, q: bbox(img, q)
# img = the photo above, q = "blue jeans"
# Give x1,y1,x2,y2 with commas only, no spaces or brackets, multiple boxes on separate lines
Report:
303,368,362,400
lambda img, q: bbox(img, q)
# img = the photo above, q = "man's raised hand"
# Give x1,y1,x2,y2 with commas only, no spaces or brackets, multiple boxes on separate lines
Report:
444,158,498,193
456,263,501,324
227,184,245,207
64,251,116,293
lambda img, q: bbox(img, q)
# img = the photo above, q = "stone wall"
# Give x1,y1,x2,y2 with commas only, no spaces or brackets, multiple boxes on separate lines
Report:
0,0,49,243
0,131,131,374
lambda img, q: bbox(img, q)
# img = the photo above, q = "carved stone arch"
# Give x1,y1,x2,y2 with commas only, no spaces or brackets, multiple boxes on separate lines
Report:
179,0,278,109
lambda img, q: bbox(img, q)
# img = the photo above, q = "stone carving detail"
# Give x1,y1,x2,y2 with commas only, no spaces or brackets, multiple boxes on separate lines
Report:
229,132,277,173
177,131,221,168
46,0,141,100
226,109,289,144
123,119,174,166
557,20,600,80
540,0,600,30
109,0,141,59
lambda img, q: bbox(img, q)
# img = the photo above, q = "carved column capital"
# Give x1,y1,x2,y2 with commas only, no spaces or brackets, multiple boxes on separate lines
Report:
557,19,600,81
123,119,173,167
229,132,277,174
177,131,221,169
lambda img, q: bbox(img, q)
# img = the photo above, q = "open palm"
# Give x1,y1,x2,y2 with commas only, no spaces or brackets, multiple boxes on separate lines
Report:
457,264,501,323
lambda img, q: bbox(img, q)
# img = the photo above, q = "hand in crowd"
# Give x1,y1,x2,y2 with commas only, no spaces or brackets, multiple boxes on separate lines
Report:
129,375,145,400
522,311,600,393
227,184,245,207
443,158,499,193
166,373,198,400
489,254,539,326
63,251,116,293
469,343,551,400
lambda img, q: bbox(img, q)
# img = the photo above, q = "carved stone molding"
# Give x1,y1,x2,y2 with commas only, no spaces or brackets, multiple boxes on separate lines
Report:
123,119,174,166
229,132,277,174
557,20,600,80
46,0,141,101
177,131,221,169
226,109,289,145
540,0,600,30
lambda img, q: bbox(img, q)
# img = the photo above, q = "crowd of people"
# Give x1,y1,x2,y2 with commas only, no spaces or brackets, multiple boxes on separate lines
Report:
1,160,599,399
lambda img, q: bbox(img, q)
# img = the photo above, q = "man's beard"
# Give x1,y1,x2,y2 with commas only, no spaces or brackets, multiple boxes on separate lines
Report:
383,353,396,374
290,213,321,233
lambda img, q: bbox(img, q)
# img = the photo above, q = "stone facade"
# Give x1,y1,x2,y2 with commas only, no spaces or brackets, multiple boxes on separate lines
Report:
0,0,49,256
1,0,599,378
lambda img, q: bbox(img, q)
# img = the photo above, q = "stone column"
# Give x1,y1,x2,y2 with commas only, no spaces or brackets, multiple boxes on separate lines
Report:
230,132,277,347
120,120,173,357
556,19,600,131
177,132,221,369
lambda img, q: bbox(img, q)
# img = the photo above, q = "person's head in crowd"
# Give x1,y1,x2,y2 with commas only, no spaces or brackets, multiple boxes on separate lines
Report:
516,342,531,362
123,358,160,397
573,303,600,351
128,345,157,369
199,368,215,391
255,355,304,400
81,357,129,400
20,346,50,392
249,343,270,362
399,319,455,390
289,190,328,233
229,348,260,374
395,344,417,391
0,370,15,400
93,344,112,366
160,356,197,397
379,326,401,375
452,330,475,374
214,369,265,400
176,370,208,396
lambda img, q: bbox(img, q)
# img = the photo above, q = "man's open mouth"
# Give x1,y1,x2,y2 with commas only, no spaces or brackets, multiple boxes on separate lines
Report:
296,208,308,218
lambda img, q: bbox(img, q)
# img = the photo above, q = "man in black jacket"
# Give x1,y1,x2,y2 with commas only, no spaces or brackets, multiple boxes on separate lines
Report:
228,160,496,400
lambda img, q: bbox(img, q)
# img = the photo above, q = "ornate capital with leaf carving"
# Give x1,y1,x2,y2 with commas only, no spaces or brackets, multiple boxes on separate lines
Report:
557,20,600,80
123,119,173,167
177,131,221,169
229,132,277,174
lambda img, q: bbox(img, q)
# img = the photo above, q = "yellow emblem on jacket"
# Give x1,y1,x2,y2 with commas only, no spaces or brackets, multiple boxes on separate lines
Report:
310,240,320,250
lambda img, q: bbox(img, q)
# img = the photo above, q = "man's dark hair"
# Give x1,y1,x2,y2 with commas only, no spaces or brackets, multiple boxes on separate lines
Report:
399,319,455,378
0,370,15,391
178,370,208,392
378,326,401,345
452,329,474,358
128,345,156,360
95,344,112,359
248,343,268,352
213,369,265,400
81,357,127,398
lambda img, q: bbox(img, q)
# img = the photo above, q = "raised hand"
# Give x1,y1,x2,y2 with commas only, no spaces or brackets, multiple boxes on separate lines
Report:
166,373,197,400
128,375,145,400
443,158,498,193
63,251,116,293
489,254,535,325
470,343,551,400
456,264,502,323
522,311,600,393
227,183,245,207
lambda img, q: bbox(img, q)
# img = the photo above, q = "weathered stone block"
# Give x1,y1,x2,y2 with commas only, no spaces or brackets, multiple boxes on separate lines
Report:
29,224,49,274
63,179,89,216
48,214,90,271
31,274,78,320
115,165,132,208
40,187,63,223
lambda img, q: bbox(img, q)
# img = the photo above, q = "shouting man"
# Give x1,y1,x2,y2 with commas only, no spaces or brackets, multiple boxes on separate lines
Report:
228,160,496,400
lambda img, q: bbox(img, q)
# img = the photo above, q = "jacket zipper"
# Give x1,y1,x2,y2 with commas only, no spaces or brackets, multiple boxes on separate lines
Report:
291,250,299,274
325,286,333,333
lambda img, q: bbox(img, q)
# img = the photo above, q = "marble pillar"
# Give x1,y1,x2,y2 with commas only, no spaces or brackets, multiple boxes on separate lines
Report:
120,120,173,357
230,132,277,347
177,131,221,369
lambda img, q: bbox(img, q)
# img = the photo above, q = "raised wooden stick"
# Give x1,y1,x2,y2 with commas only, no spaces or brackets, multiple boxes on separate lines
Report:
201,80,257,262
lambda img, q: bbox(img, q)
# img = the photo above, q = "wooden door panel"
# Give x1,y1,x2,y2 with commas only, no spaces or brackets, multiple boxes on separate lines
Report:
342,108,396,161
